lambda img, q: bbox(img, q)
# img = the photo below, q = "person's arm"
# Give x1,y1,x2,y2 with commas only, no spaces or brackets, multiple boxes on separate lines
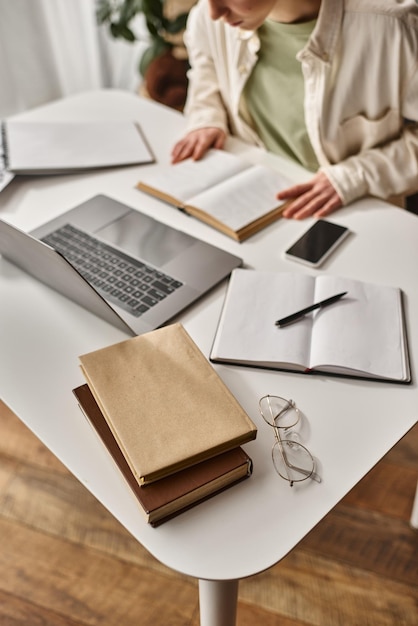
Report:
182,2,229,134
280,121,418,219
282,19,418,221
171,0,230,163
321,122,418,205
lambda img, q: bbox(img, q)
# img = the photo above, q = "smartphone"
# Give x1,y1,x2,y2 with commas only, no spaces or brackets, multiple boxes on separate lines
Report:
284,220,350,268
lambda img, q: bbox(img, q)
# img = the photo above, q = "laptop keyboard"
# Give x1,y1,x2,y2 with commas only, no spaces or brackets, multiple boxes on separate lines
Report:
41,223,183,317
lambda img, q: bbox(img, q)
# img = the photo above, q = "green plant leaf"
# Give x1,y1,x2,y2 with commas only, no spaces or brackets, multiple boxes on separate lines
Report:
145,16,161,39
110,22,137,41
96,0,191,77
120,0,143,23
142,0,164,21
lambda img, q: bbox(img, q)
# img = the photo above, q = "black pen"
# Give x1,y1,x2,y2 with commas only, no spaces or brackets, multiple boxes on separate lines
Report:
275,291,348,327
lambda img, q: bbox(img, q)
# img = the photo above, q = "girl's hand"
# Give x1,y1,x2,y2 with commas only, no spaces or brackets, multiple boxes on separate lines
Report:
279,171,343,219
171,128,226,164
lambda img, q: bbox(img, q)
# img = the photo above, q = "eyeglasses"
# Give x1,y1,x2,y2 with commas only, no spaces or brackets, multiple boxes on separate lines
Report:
258,395,321,487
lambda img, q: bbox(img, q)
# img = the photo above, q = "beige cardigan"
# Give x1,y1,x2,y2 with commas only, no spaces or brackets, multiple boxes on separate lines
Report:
184,0,418,205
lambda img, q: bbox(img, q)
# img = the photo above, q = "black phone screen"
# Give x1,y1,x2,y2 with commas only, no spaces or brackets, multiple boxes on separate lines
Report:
285,220,349,266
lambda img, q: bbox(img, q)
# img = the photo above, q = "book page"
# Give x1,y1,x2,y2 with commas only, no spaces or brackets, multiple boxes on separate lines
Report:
139,150,249,203
189,165,289,232
211,269,315,369
310,276,408,380
5,120,154,171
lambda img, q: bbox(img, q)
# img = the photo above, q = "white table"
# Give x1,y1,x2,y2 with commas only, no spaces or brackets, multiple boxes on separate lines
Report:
1,90,417,626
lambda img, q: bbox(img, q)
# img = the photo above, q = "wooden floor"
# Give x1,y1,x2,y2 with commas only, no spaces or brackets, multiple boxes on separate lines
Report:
0,399,417,626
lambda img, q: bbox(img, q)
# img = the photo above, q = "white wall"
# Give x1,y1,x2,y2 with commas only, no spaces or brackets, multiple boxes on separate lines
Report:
0,0,148,118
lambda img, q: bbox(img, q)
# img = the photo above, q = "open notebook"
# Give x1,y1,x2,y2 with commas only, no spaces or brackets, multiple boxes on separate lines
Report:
210,269,411,383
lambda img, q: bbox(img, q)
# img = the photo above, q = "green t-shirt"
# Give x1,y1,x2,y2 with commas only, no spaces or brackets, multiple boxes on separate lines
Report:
243,19,319,172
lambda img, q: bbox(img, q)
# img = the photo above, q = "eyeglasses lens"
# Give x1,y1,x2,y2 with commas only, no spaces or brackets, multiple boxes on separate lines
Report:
272,439,314,484
259,395,299,429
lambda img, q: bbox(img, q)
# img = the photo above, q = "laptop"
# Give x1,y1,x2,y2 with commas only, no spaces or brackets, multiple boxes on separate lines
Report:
0,194,242,335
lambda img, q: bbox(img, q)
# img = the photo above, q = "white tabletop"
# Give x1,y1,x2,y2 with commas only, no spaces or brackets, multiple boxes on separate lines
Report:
0,90,417,582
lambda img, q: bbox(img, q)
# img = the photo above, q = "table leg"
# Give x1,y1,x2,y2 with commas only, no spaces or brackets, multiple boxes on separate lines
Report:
198,578,239,626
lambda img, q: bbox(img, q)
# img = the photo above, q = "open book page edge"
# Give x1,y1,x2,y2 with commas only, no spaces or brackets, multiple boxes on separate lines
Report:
311,363,410,383
399,290,412,382
233,202,288,241
209,355,307,372
136,181,186,210
183,203,239,240
208,356,410,383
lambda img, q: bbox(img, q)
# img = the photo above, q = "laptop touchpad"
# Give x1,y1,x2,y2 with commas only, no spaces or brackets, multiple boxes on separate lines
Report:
95,210,195,267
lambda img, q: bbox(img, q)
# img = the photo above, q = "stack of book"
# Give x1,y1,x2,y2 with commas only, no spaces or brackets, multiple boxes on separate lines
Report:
73,323,257,526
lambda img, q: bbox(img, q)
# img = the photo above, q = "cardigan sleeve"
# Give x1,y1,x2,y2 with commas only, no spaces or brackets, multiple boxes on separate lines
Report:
183,1,229,134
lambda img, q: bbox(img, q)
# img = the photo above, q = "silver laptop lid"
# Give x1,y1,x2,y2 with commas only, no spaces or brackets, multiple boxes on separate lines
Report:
0,196,242,335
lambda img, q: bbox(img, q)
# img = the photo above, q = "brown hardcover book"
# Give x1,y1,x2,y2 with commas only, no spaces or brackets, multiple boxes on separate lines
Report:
78,323,257,485
73,383,253,526
136,149,290,242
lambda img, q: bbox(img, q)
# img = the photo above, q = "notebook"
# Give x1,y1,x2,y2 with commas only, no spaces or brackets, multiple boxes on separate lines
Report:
210,269,411,383
0,119,154,175
0,195,242,335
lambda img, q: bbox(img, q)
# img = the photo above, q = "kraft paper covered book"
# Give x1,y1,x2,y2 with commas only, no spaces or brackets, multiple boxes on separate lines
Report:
136,149,291,242
78,323,257,485
1,119,154,175
73,383,253,526
210,269,410,383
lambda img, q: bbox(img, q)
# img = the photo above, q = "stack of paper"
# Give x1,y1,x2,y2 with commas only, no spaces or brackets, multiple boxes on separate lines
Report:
2,119,154,175
75,323,257,525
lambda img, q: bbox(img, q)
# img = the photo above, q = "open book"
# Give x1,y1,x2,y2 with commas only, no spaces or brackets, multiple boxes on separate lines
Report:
210,269,411,383
1,119,154,175
136,149,291,242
